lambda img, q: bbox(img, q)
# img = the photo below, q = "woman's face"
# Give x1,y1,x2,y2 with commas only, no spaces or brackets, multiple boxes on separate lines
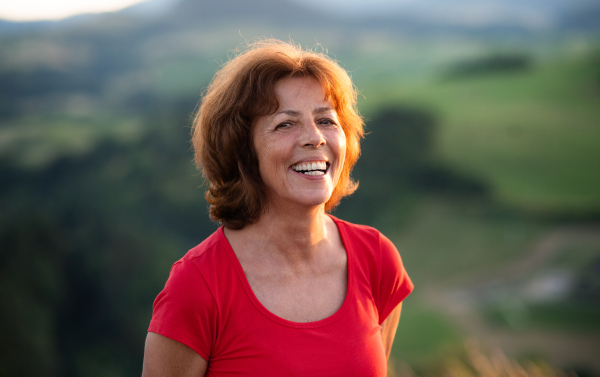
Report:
253,76,346,211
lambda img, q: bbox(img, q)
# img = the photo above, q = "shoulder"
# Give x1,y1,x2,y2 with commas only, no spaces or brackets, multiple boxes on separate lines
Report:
330,215,406,282
181,227,228,263
151,226,235,327
160,226,235,304
330,215,394,254
330,217,414,323
174,227,232,274
149,228,231,362
330,216,382,243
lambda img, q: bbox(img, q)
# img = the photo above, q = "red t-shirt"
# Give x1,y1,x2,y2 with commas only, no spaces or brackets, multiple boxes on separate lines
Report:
149,216,413,376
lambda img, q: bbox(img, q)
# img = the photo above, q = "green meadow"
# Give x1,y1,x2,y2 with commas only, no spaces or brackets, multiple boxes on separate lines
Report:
360,53,600,215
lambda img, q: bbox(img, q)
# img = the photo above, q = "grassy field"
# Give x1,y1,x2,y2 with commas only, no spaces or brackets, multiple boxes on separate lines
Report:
393,296,463,368
386,197,600,372
359,52,600,216
386,198,541,366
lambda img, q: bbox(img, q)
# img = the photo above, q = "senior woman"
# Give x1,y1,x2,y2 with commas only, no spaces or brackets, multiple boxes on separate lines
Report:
142,39,413,376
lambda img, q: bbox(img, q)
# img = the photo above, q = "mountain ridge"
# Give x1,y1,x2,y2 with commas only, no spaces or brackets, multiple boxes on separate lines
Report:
1,0,598,37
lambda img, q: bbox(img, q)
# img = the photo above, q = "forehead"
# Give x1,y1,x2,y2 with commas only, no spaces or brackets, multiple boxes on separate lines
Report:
273,76,332,107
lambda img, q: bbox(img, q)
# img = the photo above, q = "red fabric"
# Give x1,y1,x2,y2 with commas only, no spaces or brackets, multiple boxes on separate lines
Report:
149,216,413,376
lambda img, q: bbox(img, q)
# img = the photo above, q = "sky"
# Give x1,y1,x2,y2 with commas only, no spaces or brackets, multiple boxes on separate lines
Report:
0,0,581,26
0,0,150,21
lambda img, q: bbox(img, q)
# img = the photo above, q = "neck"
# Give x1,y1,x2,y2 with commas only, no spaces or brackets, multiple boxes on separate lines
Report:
227,204,333,264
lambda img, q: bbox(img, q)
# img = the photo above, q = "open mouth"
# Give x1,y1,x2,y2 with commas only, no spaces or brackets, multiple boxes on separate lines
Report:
290,161,328,176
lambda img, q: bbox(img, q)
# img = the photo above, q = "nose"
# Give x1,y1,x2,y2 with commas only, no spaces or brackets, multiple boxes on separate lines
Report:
302,121,326,148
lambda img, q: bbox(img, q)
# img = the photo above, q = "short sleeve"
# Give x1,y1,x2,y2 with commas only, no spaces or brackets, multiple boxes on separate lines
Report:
148,260,216,360
376,233,414,324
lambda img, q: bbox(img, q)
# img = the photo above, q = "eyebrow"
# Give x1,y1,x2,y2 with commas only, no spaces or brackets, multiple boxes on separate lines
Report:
313,106,335,114
275,110,301,117
274,106,334,117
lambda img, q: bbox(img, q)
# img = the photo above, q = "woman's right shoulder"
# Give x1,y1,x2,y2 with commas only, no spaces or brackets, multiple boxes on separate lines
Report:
163,226,233,293
149,229,228,364
177,227,229,266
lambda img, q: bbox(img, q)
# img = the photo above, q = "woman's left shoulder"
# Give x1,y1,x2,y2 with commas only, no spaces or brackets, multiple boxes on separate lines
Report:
329,215,391,249
332,215,413,316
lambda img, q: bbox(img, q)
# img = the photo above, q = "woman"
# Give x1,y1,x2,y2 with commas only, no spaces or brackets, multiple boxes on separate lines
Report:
143,39,413,376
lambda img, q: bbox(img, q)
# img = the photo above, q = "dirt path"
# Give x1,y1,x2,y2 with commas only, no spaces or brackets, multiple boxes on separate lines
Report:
421,224,600,372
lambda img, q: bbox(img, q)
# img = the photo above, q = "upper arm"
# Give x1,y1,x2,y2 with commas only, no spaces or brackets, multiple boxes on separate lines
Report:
142,332,208,377
380,302,402,360
376,234,413,324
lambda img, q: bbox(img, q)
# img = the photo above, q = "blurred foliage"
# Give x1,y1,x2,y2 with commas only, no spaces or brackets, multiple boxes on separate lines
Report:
442,53,533,80
335,106,487,230
0,101,217,376
392,297,464,368
363,54,600,215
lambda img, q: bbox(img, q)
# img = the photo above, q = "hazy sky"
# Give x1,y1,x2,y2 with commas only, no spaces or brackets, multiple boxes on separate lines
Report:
0,0,149,21
0,0,410,21
0,0,580,25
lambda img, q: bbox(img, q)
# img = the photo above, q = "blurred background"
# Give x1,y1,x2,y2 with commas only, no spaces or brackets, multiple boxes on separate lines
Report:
1,0,599,376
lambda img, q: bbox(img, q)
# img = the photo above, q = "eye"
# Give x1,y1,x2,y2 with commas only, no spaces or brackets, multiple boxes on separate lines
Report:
275,121,293,130
318,118,337,126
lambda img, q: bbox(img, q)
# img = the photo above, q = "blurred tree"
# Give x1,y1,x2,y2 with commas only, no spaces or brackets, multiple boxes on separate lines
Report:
336,106,487,229
0,103,215,376
442,53,532,80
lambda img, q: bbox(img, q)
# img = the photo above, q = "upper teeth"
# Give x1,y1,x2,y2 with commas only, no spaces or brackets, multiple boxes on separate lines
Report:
291,161,327,174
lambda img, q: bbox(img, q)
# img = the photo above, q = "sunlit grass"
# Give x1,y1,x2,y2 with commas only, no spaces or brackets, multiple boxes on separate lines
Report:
389,341,574,377
390,198,545,285
360,54,600,215
393,297,463,367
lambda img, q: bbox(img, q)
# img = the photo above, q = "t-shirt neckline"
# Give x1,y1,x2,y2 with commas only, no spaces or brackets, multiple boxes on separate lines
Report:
220,215,354,329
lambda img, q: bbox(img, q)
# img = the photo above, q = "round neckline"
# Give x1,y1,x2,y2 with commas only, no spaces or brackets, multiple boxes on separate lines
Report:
221,215,354,329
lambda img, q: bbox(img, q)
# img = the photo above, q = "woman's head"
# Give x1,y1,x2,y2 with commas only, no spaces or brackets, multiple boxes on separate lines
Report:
192,39,364,229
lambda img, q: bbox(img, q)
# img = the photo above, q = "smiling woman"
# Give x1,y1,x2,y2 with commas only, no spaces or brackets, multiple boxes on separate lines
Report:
142,39,414,377
0,0,149,21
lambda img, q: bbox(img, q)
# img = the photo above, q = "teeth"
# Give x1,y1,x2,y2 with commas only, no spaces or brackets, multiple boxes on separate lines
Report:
291,161,327,175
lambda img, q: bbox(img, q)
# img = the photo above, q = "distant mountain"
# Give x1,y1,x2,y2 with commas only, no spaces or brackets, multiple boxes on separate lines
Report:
559,3,600,32
292,0,600,33
0,0,598,38
162,0,319,24
0,19,54,35
0,0,328,37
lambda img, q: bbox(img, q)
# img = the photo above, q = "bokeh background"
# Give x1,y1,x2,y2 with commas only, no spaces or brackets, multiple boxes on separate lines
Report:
1,0,599,376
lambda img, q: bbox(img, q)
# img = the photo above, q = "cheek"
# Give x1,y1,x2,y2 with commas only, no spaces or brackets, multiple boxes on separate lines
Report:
256,142,287,175
330,131,347,183
336,131,347,163
253,143,273,181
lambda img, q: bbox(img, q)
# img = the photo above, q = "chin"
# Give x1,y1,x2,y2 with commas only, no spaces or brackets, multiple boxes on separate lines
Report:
297,192,333,208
